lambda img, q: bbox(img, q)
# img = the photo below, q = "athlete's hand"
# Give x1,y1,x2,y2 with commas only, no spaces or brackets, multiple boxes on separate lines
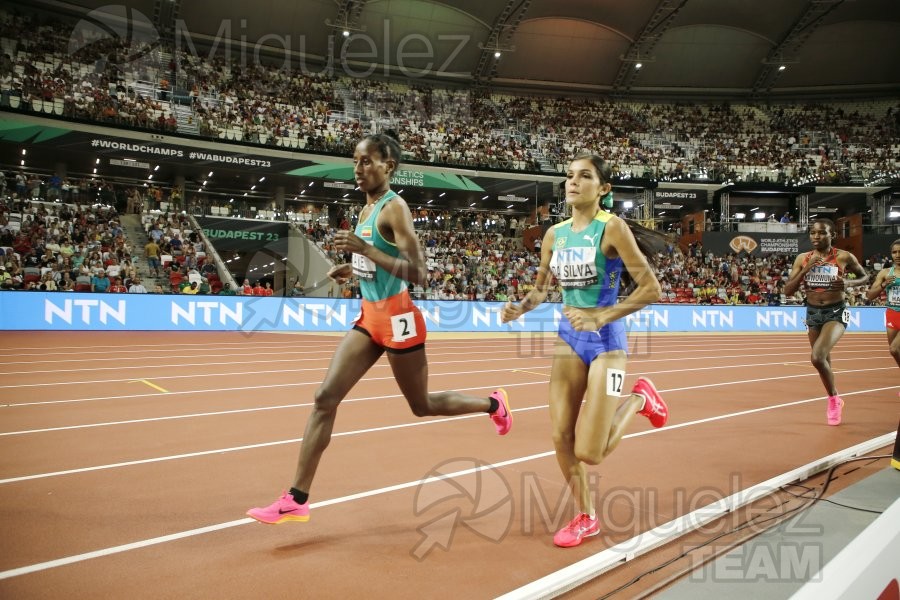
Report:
328,263,352,285
501,301,525,323
563,306,606,332
334,230,368,254
830,278,847,291
803,256,825,273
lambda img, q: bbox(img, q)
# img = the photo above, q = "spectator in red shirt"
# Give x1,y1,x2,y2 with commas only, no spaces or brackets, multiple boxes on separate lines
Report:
107,277,127,293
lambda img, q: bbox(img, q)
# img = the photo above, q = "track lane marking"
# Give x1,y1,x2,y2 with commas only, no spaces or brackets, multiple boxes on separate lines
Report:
0,385,895,580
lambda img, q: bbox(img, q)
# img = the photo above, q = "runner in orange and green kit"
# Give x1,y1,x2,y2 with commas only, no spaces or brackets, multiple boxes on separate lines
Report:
247,132,512,526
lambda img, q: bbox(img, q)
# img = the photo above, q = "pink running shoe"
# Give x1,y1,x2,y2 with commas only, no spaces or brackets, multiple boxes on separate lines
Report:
827,395,844,426
633,377,669,428
553,513,600,548
490,388,513,435
247,491,310,524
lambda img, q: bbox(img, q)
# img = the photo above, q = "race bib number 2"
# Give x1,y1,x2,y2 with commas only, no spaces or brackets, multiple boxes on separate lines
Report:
391,311,417,342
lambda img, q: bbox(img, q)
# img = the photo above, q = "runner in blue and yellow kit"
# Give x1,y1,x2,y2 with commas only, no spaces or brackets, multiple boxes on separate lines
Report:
866,239,900,367
501,154,669,548
247,133,512,525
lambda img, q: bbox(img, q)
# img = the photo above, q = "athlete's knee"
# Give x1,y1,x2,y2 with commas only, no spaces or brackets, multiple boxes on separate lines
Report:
575,448,605,466
574,438,610,466
552,427,575,452
313,385,342,413
810,351,830,369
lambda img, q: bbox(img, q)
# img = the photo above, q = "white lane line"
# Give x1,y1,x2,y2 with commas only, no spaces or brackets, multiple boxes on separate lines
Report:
1,358,894,412
4,331,879,354
0,390,549,484
0,365,549,407
1,382,896,483
2,359,895,435
0,383,547,437
0,347,882,383
0,350,873,389
0,346,547,367
0,385,895,581
0,350,547,376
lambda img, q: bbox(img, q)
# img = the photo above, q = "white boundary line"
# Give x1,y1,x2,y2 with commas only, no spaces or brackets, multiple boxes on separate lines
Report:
2,364,894,410
0,344,873,376
0,367,895,436
0,431,893,583
495,433,898,600
3,331,881,353
0,392,895,579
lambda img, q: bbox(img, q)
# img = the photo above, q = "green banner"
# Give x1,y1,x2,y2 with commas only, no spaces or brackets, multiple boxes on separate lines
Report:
0,119,71,143
196,217,288,252
286,163,484,191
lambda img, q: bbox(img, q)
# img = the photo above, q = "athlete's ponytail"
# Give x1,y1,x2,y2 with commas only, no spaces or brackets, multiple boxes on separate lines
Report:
573,154,670,269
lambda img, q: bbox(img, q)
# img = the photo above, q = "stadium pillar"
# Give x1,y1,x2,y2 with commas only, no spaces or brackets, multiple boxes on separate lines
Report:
275,186,286,218
174,175,186,213
797,193,809,231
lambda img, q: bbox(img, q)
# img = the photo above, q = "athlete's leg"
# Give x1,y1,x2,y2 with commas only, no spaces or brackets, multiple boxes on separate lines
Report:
888,327,900,368
548,340,592,515
808,321,845,396
387,348,492,416
292,329,384,492
575,350,644,464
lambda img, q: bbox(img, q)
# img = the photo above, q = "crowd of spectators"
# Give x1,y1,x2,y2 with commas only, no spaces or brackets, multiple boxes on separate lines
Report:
2,10,898,188
0,196,145,292
0,9,896,304
0,188,890,305
300,220,890,306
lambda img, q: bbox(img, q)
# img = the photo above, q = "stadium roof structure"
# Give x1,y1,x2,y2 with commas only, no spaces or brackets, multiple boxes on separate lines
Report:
50,0,900,98
8,0,900,222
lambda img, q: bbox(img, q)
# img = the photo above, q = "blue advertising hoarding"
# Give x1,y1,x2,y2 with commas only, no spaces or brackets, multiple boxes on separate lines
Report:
0,292,887,333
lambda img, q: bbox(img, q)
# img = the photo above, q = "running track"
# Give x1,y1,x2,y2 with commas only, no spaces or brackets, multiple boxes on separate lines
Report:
0,331,896,599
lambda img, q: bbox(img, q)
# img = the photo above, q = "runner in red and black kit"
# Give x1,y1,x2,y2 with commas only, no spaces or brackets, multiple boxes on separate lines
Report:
784,219,869,425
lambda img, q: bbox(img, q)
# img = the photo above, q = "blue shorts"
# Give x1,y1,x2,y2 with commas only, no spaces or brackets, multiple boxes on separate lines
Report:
559,317,628,366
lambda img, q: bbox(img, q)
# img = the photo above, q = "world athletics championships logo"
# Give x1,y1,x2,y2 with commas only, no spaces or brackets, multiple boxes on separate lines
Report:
67,5,160,70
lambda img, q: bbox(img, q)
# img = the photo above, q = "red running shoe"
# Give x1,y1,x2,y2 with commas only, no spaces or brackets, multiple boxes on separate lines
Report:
553,513,600,548
633,377,669,428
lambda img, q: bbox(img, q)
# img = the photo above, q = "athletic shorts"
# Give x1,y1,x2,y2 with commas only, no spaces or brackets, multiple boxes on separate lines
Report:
805,302,849,330
886,308,900,330
353,289,426,353
558,315,628,366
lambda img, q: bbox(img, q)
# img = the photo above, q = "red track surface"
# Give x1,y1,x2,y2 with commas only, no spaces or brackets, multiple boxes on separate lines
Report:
0,331,896,599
